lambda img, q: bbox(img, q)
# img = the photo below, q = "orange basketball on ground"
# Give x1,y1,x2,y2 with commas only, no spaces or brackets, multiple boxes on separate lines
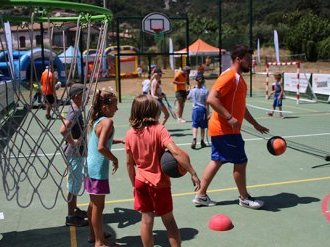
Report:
267,136,287,156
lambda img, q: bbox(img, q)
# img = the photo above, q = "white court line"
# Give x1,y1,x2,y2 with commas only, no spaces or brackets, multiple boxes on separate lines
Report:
5,132,330,159
247,104,293,113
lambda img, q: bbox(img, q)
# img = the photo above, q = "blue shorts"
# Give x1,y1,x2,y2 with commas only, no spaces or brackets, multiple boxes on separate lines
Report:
192,107,207,129
273,95,282,107
211,134,248,164
67,157,84,195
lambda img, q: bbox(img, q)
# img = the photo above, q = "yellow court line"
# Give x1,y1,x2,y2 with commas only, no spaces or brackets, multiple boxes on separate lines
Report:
77,176,330,207
69,226,77,247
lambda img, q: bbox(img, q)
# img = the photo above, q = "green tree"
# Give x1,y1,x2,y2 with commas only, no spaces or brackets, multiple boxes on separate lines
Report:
284,11,330,59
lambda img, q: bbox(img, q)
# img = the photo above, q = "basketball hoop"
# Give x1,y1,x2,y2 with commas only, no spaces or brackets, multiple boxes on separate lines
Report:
152,28,165,42
142,12,171,43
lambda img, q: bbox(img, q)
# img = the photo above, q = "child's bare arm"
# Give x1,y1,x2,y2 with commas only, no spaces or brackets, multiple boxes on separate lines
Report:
126,152,136,187
166,142,201,191
113,139,125,144
60,119,79,145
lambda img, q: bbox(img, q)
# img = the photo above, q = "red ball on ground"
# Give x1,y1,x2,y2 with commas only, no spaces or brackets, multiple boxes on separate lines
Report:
208,214,234,231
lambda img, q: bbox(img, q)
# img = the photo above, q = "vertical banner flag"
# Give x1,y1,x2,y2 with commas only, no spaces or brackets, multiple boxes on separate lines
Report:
169,38,174,70
257,38,260,64
274,30,280,63
4,21,15,79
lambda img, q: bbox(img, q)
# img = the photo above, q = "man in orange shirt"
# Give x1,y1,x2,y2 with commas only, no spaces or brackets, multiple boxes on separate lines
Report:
41,66,55,119
192,45,269,209
173,66,190,123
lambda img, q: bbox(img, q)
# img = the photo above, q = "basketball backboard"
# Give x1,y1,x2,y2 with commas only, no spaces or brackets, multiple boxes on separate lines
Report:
142,12,171,34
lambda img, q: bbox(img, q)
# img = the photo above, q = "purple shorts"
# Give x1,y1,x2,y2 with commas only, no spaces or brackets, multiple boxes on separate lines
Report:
84,177,110,195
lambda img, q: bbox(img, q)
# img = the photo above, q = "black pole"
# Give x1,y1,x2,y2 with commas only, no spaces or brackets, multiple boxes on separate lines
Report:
218,0,222,74
186,16,189,66
40,22,45,69
249,0,253,97
79,0,84,83
116,18,122,103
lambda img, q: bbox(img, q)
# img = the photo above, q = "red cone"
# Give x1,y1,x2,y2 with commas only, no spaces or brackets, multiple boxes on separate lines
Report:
208,214,234,231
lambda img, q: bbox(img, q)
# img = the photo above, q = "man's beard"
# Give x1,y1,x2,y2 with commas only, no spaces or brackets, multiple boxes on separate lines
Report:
241,66,250,73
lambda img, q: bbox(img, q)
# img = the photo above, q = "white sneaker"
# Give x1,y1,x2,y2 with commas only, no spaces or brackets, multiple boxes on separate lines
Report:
177,118,186,123
192,194,216,207
239,195,264,209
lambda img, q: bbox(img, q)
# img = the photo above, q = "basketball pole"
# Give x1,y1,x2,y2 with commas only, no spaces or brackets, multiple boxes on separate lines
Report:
218,0,222,75
249,0,253,97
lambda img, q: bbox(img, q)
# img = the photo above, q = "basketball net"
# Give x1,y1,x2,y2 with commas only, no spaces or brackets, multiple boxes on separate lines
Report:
0,6,109,209
153,29,165,43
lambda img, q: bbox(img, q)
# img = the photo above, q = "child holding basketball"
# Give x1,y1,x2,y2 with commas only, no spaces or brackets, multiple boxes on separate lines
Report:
125,95,200,247
86,89,123,246
268,72,284,118
187,74,209,149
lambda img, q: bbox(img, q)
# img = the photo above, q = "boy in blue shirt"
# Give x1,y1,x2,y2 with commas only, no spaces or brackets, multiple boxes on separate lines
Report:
187,74,209,149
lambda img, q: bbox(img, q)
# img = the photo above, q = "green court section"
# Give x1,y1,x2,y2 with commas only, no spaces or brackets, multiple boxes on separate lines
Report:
0,95,329,246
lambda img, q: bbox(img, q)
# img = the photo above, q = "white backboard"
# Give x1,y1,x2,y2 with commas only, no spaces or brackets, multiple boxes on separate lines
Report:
142,12,171,34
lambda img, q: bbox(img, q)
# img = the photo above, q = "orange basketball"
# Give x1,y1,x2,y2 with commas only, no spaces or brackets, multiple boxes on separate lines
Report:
267,136,287,156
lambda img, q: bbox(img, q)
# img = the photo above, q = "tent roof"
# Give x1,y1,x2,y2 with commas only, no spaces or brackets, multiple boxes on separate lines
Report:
58,46,81,64
175,39,225,56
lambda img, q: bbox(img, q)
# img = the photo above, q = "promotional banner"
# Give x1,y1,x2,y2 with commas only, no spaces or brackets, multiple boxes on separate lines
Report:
4,22,15,79
169,38,174,70
312,74,330,96
274,30,280,63
257,38,260,64
283,73,311,93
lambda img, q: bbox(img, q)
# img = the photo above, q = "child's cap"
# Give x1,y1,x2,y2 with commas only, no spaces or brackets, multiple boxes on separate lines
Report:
195,74,204,82
274,72,282,77
153,68,163,75
183,66,191,72
69,83,86,98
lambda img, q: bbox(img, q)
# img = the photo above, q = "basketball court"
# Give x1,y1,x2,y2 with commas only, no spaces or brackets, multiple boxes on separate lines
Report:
0,1,329,246
1,91,329,247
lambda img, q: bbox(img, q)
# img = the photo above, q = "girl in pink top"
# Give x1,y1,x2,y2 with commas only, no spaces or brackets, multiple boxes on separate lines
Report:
125,95,200,247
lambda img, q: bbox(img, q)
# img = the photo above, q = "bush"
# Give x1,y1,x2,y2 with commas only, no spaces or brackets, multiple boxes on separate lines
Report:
305,40,318,62
318,37,330,60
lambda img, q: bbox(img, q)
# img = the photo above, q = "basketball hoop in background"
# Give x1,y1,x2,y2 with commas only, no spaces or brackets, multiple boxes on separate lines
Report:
142,12,171,42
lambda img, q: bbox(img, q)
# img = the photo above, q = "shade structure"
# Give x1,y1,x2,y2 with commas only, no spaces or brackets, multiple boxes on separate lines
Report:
175,39,225,56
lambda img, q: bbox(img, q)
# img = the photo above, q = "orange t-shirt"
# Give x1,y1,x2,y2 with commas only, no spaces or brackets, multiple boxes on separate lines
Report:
125,124,172,188
173,71,188,92
41,70,54,95
208,68,247,136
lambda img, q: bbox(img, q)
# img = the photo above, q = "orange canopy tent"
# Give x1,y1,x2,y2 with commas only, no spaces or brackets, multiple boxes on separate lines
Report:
175,38,225,56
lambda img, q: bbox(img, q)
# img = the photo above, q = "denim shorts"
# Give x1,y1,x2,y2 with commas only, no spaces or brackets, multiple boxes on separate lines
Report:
192,107,208,129
211,134,248,164
67,157,84,195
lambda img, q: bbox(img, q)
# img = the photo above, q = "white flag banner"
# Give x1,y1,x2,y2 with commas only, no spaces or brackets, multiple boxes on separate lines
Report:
169,37,174,70
257,38,260,64
274,30,280,63
4,21,15,79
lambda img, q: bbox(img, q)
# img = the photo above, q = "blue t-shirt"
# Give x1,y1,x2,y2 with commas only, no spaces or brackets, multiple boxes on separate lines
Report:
87,117,114,180
187,86,208,109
